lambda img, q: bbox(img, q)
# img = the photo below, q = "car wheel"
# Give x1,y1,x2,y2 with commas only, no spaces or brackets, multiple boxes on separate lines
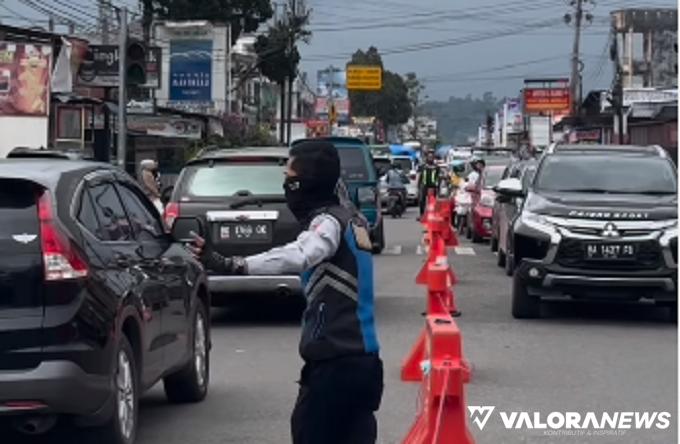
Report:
490,235,499,253
372,220,385,255
164,300,210,403
512,273,540,319
505,254,515,277
497,247,507,268
98,336,138,444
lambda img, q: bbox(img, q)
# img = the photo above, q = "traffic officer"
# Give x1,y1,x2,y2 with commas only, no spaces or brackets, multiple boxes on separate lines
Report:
190,141,383,444
417,150,441,219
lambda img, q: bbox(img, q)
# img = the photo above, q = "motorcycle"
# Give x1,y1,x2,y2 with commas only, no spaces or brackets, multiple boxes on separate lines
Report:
454,185,472,234
386,188,406,218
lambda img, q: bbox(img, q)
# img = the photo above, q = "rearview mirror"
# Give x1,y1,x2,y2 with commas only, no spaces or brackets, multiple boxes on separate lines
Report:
171,217,205,244
494,178,524,198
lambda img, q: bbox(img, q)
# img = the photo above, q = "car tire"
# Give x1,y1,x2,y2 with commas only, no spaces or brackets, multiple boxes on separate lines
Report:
490,235,499,253
505,254,515,277
98,336,139,444
372,220,385,255
164,300,210,404
497,247,507,268
512,273,540,319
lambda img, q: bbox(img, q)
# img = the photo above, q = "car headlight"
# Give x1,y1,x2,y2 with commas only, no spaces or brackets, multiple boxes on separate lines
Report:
480,194,495,207
358,186,377,205
660,224,678,247
519,210,559,237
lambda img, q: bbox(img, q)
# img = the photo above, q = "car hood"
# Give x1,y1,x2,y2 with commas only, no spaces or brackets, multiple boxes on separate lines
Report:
525,191,678,221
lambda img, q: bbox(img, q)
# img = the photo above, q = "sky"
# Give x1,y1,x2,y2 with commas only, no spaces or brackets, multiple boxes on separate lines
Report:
1,0,677,102
299,0,678,101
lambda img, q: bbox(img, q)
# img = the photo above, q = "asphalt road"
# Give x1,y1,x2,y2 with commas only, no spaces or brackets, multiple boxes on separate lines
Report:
8,208,678,444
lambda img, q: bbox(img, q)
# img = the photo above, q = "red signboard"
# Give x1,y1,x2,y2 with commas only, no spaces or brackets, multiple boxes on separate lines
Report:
0,42,52,116
523,87,571,114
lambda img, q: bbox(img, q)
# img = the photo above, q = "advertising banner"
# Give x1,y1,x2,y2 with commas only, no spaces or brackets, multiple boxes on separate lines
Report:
523,87,571,114
77,45,161,88
0,42,52,116
170,40,212,102
317,69,348,100
128,116,203,139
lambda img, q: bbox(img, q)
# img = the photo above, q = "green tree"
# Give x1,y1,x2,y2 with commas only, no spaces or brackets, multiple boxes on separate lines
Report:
347,47,411,133
152,0,273,41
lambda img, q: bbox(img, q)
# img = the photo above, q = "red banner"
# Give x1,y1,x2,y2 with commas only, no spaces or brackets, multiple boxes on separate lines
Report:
524,87,571,114
0,42,52,116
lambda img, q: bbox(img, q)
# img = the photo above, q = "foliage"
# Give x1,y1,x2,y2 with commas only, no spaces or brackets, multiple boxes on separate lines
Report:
255,13,311,86
348,47,411,130
152,0,273,42
421,92,502,145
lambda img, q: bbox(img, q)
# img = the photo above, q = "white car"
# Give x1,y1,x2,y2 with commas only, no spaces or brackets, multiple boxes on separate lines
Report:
391,155,418,205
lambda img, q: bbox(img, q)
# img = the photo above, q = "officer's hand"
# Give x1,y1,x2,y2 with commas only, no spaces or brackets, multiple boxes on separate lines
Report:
187,231,205,260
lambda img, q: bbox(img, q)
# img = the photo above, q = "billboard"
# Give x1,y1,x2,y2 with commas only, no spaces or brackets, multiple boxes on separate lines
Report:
523,87,571,114
0,42,52,116
315,97,350,123
346,65,382,91
317,68,348,100
77,45,161,88
170,40,212,102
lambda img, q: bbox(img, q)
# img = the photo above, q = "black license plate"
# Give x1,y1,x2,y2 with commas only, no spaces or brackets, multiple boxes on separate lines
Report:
585,243,637,260
220,222,272,243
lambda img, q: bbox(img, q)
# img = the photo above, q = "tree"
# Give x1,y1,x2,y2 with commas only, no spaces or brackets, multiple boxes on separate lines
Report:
152,0,273,42
348,47,411,134
404,72,425,138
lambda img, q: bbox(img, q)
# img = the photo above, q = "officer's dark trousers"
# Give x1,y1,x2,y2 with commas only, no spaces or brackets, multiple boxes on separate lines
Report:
419,186,438,216
291,355,383,444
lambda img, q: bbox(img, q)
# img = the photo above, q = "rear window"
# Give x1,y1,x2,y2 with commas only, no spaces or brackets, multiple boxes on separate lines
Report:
187,163,285,197
393,158,413,172
0,180,39,241
338,148,372,181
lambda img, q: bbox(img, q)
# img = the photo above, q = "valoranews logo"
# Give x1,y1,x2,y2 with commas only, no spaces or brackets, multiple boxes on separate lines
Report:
468,407,671,436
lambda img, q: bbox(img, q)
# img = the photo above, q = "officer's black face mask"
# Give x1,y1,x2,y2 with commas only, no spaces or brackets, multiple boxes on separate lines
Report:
283,176,338,224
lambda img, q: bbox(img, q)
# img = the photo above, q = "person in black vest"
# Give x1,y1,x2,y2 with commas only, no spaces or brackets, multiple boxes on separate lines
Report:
189,141,383,444
417,150,441,219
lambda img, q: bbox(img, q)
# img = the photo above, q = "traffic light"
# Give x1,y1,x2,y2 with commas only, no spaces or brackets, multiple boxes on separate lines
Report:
126,40,146,86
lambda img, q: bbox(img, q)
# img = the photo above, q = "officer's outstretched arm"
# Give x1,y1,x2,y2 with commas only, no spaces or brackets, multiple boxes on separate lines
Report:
245,214,342,275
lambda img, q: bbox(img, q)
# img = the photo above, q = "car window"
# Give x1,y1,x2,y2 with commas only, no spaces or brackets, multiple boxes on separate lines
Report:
77,188,102,237
116,185,164,241
187,163,285,197
88,183,132,242
521,167,537,190
338,148,371,181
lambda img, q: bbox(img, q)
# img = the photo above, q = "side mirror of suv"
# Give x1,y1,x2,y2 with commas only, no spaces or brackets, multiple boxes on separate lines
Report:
171,216,205,244
494,178,524,198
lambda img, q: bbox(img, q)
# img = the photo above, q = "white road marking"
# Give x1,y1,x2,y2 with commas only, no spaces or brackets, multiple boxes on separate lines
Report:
384,245,403,255
454,247,476,256
416,245,424,256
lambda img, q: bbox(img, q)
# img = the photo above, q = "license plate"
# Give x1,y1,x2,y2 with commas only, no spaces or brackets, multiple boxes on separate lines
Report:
220,222,271,242
585,243,637,260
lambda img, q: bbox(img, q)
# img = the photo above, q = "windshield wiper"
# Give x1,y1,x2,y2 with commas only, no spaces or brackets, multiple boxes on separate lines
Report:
636,190,677,196
230,196,287,209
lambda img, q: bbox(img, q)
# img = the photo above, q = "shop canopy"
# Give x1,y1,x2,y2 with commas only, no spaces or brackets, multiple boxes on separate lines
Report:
389,144,417,158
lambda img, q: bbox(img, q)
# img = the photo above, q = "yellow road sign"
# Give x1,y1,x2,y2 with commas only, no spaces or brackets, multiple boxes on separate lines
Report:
346,65,383,91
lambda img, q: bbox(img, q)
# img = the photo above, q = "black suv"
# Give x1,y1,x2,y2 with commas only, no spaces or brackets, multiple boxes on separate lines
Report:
166,147,305,303
496,145,678,319
0,159,210,444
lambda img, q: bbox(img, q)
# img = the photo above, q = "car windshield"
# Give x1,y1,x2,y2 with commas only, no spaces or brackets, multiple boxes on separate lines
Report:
393,158,413,171
187,163,285,197
535,155,677,194
483,167,505,188
338,148,371,181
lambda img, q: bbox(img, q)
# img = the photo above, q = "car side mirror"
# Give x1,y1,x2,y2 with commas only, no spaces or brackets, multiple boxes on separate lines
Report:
494,178,524,198
171,216,205,244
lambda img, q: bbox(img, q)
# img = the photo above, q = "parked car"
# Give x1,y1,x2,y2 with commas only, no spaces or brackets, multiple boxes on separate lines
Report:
0,158,209,444
466,165,506,243
294,137,385,254
492,160,537,276
496,144,678,320
165,147,309,304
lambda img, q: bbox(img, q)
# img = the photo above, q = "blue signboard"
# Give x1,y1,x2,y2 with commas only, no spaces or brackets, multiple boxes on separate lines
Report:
170,40,212,102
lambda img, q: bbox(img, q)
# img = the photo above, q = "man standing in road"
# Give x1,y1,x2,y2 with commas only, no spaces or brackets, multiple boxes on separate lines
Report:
466,157,486,193
190,141,383,444
417,150,441,219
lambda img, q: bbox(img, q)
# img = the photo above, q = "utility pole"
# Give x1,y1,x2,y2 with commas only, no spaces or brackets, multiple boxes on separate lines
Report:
285,0,296,145
117,7,128,170
99,0,110,44
566,0,592,116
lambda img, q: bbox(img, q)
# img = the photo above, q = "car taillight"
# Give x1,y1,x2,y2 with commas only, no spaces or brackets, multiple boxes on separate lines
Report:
164,202,180,228
38,191,88,281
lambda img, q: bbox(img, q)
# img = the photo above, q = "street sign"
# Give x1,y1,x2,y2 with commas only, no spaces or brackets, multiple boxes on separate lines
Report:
77,45,161,89
346,65,382,91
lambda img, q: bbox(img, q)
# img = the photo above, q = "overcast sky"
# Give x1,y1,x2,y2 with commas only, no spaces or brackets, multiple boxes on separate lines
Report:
2,0,676,101
300,0,678,100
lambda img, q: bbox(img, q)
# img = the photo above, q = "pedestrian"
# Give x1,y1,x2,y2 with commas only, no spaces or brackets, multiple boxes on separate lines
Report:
140,159,163,214
416,150,441,219
466,157,486,193
189,141,383,444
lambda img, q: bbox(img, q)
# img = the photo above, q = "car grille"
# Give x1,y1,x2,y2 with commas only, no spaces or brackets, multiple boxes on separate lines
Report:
556,239,662,270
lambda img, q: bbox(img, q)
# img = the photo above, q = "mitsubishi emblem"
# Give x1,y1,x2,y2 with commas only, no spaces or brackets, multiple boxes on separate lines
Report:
602,223,620,238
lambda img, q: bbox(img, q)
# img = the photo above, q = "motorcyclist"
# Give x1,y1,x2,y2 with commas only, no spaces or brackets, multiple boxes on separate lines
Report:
189,141,383,444
385,161,407,212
